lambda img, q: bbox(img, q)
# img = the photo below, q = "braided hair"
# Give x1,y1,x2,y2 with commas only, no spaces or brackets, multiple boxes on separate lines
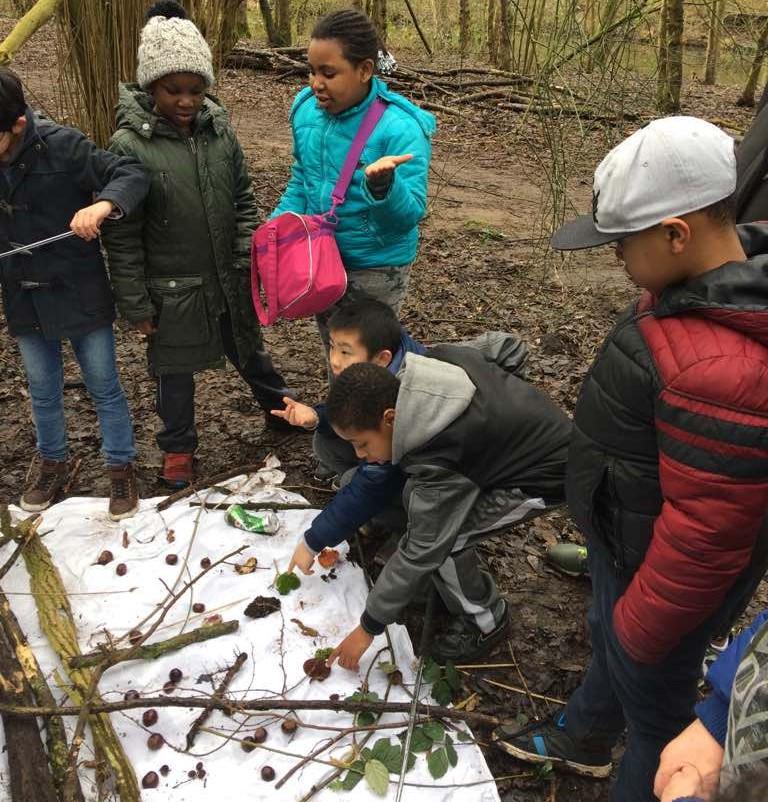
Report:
145,0,188,21
311,9,384,71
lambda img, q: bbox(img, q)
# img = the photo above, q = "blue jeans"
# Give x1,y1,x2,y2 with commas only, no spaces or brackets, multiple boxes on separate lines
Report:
16,326,135,466
563,542,765,802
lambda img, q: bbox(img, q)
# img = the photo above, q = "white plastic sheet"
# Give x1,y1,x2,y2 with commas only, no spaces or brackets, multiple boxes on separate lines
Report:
0,470,500,801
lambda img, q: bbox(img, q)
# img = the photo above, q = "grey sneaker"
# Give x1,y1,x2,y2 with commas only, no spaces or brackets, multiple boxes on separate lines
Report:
493,713,612,778
546,542,589,578
20,458,68,512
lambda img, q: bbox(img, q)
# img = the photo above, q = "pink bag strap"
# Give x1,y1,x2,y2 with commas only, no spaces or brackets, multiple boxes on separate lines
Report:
330,97,388,211
252,227,280,325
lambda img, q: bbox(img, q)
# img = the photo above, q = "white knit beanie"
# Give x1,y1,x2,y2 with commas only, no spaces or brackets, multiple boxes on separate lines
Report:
136,14,215,89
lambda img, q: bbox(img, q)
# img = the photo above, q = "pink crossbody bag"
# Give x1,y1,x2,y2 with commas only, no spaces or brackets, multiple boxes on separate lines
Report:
251,98,387,326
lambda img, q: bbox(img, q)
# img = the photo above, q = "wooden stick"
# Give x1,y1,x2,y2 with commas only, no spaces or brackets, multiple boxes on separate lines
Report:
185,652,248,749
68,620,239,669
156,462,267,511
189,500,311,512
0,695,507,727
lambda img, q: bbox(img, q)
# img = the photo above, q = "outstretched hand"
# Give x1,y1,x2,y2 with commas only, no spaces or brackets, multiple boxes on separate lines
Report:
654,719,723,802
365,154,413,180
271,397,319,430
327,625,374,672
288,540,316,576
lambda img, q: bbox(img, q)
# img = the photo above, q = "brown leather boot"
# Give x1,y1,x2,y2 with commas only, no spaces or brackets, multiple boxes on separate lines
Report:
20,458,68,512
108,463,139,521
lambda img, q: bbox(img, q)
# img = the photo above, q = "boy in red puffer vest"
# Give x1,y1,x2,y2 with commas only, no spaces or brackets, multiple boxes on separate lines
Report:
493,117,768,802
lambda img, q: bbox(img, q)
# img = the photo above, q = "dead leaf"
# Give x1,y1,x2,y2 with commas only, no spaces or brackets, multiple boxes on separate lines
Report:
291,618,319,637
526,554,540,571
234,557,258,575
202,614,223,627
166,529,175,543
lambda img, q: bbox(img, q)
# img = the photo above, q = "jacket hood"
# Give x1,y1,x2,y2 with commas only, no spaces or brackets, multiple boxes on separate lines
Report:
652,223,768,347
392,353,475,463
389,330,427,375
291,77,436,138
114,82,229,139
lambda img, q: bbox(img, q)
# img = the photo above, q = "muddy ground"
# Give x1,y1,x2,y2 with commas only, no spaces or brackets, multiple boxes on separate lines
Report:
0,16,766,801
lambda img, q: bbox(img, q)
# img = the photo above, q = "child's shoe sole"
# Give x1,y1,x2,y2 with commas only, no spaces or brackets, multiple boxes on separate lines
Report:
494,737,612,778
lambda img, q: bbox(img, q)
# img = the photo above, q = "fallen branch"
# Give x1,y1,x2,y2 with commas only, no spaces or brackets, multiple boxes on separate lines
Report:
0,0,62,65
189,500,311,512
156,461,267,511
0,693,506,727
68,620,239,669
185,651,248,749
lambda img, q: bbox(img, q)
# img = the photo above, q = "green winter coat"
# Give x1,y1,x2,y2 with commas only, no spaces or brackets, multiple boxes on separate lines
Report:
102,83,262,376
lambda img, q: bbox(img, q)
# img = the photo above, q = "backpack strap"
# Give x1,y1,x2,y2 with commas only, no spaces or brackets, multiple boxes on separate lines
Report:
330,97,388,212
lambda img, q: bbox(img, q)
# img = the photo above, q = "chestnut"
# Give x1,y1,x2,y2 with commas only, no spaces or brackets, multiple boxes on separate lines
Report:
128,629,142,645
200,557,211,569
281,719,298,734
142,709,158,727
116,563,127,576
168,667,182,684
124,689,140,701
96,550,113,566
261,766,276,782
252,727,267,744
241,735,257,753
192,602,205,614
159,765,170,777
142,771,159,789
165,554,178,566
147,733,164,751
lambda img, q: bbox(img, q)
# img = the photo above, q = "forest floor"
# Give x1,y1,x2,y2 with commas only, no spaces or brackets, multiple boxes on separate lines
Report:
0,16,765,801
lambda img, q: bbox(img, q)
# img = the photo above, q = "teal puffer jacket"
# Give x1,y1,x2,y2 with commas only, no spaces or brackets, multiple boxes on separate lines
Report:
272,78,435,270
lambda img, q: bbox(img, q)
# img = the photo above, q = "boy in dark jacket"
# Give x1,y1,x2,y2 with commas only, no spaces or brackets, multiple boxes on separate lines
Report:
309,351,570,668
279,298,531,575
494,117,768,802
0,68,149,520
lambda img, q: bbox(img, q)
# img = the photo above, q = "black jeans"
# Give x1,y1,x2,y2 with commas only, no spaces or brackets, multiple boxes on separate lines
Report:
563,540,767,802
156,313,289,453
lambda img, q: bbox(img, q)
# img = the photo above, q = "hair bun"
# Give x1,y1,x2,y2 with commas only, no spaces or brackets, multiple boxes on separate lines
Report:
145,1,188,21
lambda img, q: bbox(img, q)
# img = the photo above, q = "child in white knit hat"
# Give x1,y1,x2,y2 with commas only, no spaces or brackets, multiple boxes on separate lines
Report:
102,0,292,489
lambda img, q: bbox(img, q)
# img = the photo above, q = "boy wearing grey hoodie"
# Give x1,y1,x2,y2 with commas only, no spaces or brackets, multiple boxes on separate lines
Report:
319,346,571,670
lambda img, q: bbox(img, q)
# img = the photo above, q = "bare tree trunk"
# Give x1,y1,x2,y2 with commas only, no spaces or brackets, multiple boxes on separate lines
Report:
258,0,279,45
657,0,684,113
372,0,387,44
703,0,725,85
236,0,249,39
459,0,470,58
487,0,498,63
275,0,291,46
737,16,768,107
498,0,511,70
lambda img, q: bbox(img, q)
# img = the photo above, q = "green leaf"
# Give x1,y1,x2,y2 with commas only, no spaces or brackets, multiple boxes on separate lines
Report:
445,662,461,691
356,711,376,727
377,660,397,674
445,734,458,767
456,730,472,743
422,657,442,684
427,746,450,779
371,738,395,762
275,572,301,595
405,726,432,753
430,678,453,706
328,779,344,791
340,760,365,790
384,745,417,774
361,748,373,761
364,759,390,796
314,647,333,661
422,720,445,743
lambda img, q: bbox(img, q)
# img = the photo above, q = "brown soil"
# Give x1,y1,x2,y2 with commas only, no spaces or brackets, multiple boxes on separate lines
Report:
0,15,765,802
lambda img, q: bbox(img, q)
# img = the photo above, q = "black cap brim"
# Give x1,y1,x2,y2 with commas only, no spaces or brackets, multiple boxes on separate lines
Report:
551,214,627,251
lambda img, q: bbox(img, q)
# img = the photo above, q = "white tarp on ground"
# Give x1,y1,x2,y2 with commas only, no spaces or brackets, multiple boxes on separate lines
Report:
0,466,500,802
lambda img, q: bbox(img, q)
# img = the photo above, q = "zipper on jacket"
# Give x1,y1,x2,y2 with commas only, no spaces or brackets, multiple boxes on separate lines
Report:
605,459,625,573
159,171,169,227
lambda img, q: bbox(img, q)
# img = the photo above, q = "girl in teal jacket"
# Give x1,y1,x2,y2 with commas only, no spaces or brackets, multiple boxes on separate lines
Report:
272,9,435,346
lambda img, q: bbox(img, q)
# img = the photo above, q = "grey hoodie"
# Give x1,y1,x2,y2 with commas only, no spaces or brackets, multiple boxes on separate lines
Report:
362,345,571,633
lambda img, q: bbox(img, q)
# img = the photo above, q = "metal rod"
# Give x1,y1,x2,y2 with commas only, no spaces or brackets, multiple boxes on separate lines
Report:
0,230,76,260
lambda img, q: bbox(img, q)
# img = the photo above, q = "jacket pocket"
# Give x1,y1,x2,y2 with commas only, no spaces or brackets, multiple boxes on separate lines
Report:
148,275,210,347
